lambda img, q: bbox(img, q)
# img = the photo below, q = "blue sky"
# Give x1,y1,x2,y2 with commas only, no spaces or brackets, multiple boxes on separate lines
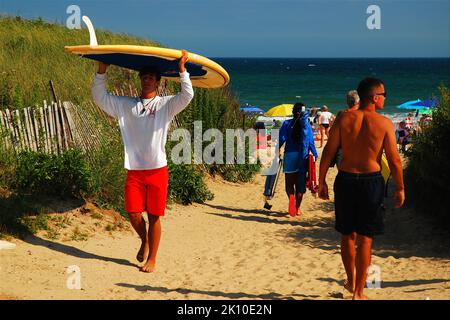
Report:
1,0,449,57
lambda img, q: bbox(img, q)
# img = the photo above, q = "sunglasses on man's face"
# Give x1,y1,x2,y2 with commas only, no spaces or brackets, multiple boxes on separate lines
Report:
372,92,387,98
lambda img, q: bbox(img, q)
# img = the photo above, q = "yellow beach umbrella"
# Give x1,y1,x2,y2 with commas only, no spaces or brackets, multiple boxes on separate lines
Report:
265,104,294,117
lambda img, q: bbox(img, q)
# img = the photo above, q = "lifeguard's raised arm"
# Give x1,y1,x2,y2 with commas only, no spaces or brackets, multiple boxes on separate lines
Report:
91,62,121,118
166,50,194,119
166,70,194,119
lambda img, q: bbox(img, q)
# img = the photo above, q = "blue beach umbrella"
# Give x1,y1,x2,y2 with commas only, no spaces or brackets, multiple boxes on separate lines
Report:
397,99,422,110
409,97,438,109
240,104,264,128
397,97,438,110
240,104,265,114
240,106,265,113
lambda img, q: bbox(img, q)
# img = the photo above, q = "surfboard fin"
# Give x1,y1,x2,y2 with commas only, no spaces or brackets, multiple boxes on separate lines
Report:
82,15,98,47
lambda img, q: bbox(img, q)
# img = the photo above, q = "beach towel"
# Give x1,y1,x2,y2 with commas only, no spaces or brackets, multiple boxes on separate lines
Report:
306,154,318,195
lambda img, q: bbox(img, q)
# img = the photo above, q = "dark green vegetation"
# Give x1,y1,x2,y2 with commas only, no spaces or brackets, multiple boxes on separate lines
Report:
406,85,450,226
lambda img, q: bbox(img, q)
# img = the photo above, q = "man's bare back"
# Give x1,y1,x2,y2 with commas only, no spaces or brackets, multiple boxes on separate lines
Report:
338,109,392,173
318,81,404,209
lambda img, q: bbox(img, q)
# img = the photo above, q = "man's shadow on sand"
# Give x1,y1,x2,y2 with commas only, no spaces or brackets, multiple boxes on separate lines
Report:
203,203,331,228
115,283,320,300
284,205,450,259
203,203,288,218
0,194,138,268
204,199,450,259
206,211,332,230
24,235,138,268
317,277,450,291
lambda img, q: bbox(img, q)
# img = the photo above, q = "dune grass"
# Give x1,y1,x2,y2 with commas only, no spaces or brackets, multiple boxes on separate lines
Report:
0,15,162,109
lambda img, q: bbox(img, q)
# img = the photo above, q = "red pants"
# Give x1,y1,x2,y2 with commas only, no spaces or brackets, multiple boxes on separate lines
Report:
124,166,169,216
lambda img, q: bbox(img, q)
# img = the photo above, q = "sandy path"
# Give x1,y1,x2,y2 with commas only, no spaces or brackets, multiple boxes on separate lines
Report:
1,162,449,300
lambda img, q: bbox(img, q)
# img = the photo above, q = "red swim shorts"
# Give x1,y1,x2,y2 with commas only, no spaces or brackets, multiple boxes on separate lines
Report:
124,166,169,216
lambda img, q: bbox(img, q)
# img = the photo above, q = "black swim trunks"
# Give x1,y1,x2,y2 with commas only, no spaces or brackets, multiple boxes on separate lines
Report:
321,123,330,129
333,171,385,237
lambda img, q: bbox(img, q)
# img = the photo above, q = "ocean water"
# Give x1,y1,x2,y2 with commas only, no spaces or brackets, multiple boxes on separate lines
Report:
214,58,450,115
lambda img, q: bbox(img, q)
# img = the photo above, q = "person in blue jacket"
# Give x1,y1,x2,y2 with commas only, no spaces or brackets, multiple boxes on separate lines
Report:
279,102,318,217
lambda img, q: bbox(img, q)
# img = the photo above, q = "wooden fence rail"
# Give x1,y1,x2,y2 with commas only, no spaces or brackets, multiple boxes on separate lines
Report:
0,101,73,154
0,81,177,156
0,100,104,155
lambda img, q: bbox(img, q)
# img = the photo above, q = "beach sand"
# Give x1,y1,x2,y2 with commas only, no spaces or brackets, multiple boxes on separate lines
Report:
1,153,449,300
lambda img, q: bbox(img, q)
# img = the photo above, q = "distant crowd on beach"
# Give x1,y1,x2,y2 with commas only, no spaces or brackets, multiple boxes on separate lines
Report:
257,92,434,160
269,96,434,153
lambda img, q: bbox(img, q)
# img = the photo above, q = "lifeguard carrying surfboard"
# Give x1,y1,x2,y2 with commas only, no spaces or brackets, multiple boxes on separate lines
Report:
64,16,230,89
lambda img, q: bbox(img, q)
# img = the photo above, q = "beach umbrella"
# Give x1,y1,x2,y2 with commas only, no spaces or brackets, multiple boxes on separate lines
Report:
397,99,422,110
240,105,265,114
265,104,294,117
409,98,438,109
240,104,264,128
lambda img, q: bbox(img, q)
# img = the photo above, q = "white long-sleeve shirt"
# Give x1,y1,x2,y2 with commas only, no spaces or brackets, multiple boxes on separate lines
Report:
92,71,194,170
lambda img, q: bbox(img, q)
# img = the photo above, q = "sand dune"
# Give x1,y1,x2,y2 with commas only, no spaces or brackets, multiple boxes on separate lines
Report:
1,159,449,300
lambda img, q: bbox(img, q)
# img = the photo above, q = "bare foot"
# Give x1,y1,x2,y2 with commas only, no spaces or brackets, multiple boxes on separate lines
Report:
343,280,354,294
296,209,302,217
136,240,149,263
140,259,156,273
352,293,369,300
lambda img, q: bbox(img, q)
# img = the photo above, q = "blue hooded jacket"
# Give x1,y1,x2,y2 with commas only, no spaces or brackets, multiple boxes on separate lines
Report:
278,111,318,171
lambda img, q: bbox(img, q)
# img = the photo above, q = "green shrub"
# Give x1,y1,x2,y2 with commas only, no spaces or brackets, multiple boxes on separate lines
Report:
15,149,91,198
86,144,126,213
168,162,214,205
0,148,16,189
219,163,261,183
22,211,49,234
173,85,262,184
406,85,450,224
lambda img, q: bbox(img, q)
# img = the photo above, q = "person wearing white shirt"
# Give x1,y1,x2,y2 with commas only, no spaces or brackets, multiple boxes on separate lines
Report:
318,105,335,148
92,50,193,273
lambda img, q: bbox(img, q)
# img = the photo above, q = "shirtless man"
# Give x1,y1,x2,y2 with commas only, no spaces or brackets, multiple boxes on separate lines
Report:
318,77,405,300
337,90,360,118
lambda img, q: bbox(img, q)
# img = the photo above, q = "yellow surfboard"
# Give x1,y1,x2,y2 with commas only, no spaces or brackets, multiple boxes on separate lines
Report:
64,16,229,89
381,154,391,185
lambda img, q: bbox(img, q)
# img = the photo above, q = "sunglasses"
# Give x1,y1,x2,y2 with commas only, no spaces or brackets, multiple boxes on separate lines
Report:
372,92,387,98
